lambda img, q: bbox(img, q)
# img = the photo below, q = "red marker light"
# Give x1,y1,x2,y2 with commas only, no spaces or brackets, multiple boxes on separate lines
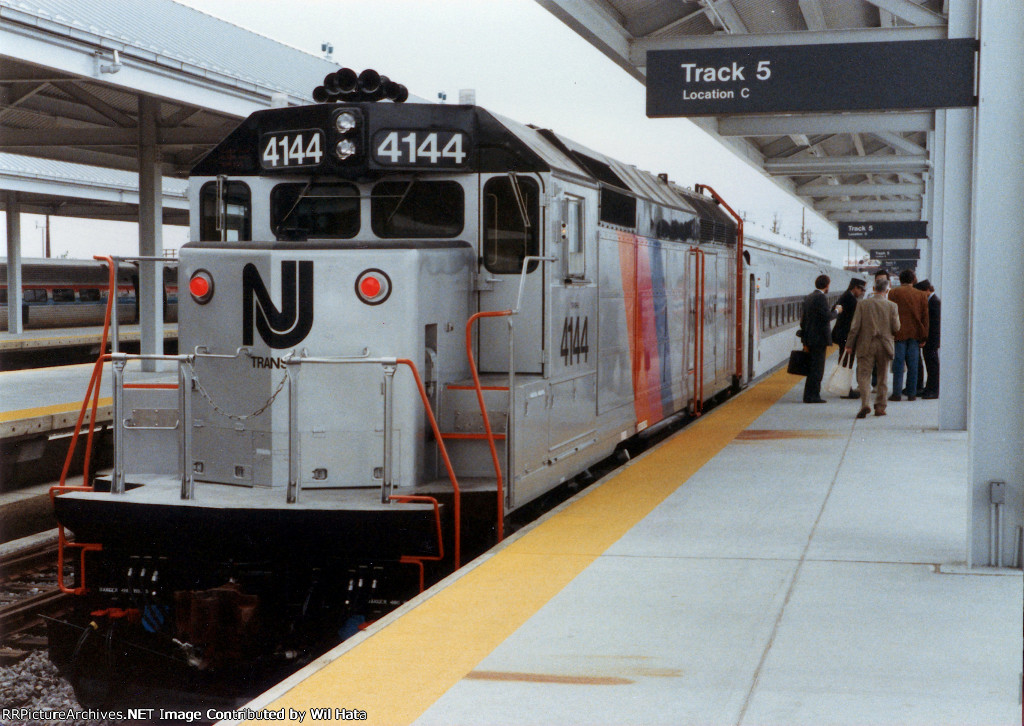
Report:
189,271,214,304
189,276,209,298
359,275,381,299
354,269,391,305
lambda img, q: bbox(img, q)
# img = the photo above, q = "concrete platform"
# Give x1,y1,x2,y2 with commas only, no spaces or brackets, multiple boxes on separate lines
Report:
0,323,177,353
0,363,112,440
0,360,177,440
213,365,1019,725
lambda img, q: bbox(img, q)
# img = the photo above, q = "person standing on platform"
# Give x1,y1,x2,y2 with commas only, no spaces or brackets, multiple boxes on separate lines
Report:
914,279,941,398
871,268,890,295
868,268,891,389
845,276,901,418
831,277,867,398
798,274,839,404
888,269,929,402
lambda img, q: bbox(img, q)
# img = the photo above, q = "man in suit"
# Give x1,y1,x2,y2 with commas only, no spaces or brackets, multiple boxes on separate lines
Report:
798,274,839,403
888,269,929,401
845,276,901,417
831,277,867,398
914,279,941,398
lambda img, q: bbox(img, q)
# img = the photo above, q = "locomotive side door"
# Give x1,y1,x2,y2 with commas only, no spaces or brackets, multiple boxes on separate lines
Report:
477,173,545,374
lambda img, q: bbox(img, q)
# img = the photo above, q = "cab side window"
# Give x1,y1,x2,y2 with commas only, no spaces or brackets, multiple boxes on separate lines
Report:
200,181,252,242
483,176,539,274
563,195,585,279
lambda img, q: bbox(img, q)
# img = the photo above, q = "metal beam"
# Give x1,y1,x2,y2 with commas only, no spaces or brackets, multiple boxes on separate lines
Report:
138,95,163,370
630,25,948,66
872,130,928,155
0,82,49,123
5,191,23,333
702,0,749,34
797,181,925,196
11,202,188,223
718,111,934,137
765,154,928,175
797,0,828,31
0,127,229,146
863,0,946,26
536,0,642,82
968,0,1024,569
815,198,922,212
52,81,136,127
828,211,922,222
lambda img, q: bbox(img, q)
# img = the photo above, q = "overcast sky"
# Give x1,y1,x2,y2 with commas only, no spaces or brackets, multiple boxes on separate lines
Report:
5,0,861,264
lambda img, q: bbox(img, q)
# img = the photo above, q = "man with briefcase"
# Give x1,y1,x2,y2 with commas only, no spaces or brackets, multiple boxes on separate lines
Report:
797,274,840,403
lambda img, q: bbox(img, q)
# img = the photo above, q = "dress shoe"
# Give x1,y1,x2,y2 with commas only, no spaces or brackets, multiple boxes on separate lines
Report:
856,406,871,419
888,393,901,402
906,395,916,402
804,398,827,404
922,392,939,400
843,391,861,399
874,406,887,417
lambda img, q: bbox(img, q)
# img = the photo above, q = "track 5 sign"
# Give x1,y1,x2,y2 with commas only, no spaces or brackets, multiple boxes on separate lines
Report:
647,39,976,117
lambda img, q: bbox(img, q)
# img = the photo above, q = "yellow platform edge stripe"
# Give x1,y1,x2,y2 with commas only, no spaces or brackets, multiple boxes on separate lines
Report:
0,398,113,424
243,368,801,726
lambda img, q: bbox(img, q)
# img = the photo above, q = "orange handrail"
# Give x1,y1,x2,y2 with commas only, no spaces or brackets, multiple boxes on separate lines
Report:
59,256,117,490
52,255,117,595
55,527,102,595
464,311,511,542
694,184,745,384
395,359,462,569
390,494,443,592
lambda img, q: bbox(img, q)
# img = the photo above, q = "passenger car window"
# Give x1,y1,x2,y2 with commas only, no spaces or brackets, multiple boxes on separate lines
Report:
23,289,47,303
371,180,463,238
200,180,252,241
52,288,75,302
482,175,539,274
79,289,101,302
271,183,359,241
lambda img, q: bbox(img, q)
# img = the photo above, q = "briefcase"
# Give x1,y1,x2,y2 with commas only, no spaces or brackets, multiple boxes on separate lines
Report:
787,349,811,376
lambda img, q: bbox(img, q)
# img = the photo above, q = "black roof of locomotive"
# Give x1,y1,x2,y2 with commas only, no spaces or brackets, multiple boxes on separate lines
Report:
191,102,550,178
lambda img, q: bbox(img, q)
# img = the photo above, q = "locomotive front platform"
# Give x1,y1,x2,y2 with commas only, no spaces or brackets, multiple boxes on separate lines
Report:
226,364,1021,726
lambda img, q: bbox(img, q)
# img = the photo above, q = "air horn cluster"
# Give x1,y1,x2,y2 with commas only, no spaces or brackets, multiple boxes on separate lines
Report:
313,68,409,104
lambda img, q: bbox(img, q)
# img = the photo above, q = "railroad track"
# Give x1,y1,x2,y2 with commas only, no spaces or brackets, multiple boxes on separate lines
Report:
0,533,72,662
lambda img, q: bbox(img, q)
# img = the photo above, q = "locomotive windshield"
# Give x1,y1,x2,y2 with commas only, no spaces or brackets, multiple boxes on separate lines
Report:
271,182,360,241
370,180,464,238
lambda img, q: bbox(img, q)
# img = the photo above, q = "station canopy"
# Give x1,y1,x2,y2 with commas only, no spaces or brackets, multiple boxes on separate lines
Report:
537,0,952,247
0,0,344,177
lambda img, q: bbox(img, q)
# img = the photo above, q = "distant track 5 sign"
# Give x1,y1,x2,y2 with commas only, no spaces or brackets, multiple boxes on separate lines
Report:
647,39,976,117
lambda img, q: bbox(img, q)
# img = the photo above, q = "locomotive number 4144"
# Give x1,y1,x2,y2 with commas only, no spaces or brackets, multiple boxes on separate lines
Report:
373,130,467,166
260,130,324,169
560,316,589,366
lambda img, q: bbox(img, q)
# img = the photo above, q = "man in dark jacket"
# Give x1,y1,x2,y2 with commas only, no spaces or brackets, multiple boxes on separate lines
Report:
831,278,866,398
798,274,839,403
914,279,941,398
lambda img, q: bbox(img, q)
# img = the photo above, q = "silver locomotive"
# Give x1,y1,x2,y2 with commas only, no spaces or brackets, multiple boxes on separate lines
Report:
49,78,847,704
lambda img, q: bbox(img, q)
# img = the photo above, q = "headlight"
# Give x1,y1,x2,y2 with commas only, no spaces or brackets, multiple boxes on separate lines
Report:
335,111,357,133
335,139,357,160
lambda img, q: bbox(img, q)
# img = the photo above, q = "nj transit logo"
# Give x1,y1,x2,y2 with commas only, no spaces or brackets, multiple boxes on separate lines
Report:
242,261,314,348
